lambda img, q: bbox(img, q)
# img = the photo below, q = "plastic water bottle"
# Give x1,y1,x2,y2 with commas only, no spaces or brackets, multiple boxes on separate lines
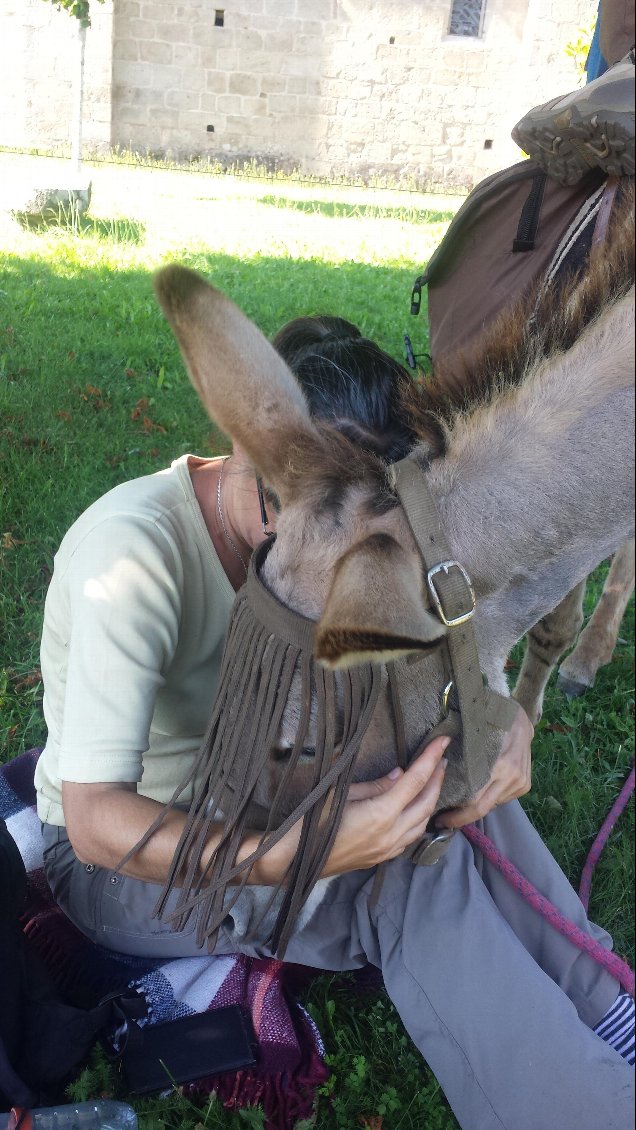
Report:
5,1102,138,1129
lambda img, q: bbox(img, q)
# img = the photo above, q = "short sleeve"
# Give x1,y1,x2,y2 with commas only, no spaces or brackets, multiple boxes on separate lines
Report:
56,514,182,784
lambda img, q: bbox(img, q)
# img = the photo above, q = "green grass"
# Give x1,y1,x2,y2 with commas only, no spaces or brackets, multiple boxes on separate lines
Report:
0,155,633,1129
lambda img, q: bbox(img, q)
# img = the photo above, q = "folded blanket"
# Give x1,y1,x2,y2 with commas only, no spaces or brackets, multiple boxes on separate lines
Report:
0,750,328,1128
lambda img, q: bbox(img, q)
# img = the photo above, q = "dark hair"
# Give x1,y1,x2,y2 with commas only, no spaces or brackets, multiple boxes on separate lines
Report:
272,315,416,463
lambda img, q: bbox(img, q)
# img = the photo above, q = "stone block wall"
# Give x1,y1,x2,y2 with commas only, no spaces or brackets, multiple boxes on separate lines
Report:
0,0,596,187
0,0,114,153
110,0,594,186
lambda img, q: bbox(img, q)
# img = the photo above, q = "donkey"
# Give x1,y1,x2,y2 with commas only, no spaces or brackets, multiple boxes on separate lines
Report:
514,537,635,723
154,192,634,838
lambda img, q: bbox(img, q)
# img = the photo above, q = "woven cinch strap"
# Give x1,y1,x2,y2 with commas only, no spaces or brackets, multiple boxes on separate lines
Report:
118,538,382,958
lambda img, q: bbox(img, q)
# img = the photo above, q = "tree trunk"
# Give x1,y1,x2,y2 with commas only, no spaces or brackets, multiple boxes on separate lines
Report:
70,20,86,176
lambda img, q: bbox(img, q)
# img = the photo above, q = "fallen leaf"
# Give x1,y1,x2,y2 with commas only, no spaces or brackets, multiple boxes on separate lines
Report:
20,435,54,452
545,795,563,812
56,410,73,423
2,532,25,549
14,670,42,692
79,384,111,411
130,398,149,421
141,415,166,435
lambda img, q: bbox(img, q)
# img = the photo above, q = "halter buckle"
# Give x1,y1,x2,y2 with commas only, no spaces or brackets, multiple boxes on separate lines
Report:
427,561,476,627
441,680,454,716
410,827,456,866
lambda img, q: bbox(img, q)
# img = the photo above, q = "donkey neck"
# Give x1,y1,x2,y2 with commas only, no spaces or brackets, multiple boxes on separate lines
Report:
424,290,635,683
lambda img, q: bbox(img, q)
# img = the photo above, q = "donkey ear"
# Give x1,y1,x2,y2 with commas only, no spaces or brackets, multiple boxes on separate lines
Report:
154,265,317,498
315,533,446,668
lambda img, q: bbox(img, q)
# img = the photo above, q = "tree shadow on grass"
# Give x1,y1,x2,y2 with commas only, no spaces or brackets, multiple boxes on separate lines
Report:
12,212,147,245
0,248,428,547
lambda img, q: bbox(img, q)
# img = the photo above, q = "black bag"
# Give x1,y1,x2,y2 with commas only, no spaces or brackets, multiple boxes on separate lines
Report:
0,819,257,1107
0,818,142,1109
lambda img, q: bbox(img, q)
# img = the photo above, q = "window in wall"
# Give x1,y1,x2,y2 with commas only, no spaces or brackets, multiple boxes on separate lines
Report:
448,0,486,38
214,9,225,27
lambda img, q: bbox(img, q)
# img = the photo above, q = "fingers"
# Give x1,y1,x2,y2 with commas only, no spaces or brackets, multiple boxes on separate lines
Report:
347,768,403,802
439,706,534,829
348,735,450,807
397,759,447,831
387,735,451,807
355,739,449,859
438,764,531,828
437,781,502,828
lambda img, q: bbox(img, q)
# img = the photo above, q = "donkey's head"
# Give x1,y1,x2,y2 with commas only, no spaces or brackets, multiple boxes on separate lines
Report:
155,266,498,820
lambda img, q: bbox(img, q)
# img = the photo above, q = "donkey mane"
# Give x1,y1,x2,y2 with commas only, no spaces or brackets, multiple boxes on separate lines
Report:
401,180,635,457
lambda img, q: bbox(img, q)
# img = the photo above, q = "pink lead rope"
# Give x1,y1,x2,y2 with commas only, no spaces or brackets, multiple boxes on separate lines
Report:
578,761,635,914
461,765,635,999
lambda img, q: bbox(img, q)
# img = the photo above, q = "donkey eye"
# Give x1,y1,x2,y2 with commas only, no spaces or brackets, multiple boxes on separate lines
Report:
272,746,292,763
271,746,316,763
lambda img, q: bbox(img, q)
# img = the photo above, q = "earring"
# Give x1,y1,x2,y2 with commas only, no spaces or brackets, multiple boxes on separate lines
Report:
256,475,274,537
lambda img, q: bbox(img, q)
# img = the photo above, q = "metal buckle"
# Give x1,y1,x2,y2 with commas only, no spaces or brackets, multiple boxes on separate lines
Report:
427,561,476,627
441,679,454,716
411,827,456,866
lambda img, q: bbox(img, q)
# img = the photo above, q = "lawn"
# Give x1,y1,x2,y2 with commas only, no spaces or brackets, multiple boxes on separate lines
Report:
0,154,633,1130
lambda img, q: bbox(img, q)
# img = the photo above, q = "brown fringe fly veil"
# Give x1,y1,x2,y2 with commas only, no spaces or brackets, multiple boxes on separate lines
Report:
120,538,382,958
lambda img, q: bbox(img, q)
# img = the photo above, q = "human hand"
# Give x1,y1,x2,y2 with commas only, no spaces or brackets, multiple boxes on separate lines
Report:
436,704,533,829
320,734,450,877
240,734,449,884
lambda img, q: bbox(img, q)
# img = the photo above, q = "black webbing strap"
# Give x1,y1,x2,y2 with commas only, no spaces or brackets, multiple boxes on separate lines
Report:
512,172,547,252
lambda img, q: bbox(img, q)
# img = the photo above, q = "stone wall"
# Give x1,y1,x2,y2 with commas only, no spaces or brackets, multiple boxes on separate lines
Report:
0,0,114,153
109,0,594,186
0,0,595,187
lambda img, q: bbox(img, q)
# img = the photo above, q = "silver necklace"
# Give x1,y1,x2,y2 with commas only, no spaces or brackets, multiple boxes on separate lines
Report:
216,457,249,579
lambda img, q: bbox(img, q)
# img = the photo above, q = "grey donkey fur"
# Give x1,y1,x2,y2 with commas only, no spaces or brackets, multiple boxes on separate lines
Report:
515,538,634,723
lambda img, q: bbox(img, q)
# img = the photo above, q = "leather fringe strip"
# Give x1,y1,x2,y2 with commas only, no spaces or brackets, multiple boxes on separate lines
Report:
118,540,381,957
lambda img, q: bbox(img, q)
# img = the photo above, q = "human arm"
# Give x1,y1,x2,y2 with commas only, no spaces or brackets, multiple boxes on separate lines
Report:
61,733,450,885
436,704,533,828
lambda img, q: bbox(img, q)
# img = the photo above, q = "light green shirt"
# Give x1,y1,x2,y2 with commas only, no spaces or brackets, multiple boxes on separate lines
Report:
35,455,235,826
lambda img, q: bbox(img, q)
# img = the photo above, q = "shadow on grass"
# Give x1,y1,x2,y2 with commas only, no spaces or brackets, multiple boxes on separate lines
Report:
0,247,427,550
258,195,456,224
12,211,147,244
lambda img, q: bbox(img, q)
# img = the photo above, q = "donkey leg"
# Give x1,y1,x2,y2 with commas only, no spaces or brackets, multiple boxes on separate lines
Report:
558,539,635,698
513,581,586,724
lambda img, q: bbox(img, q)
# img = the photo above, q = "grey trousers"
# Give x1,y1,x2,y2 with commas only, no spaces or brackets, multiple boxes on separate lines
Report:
42,800,634,1130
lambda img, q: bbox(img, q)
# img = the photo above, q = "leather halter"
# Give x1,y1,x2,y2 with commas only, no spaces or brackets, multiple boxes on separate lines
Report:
389,455,519,865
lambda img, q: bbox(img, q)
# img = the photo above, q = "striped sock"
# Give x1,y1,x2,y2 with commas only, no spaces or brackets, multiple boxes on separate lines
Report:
593,993,635,1065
